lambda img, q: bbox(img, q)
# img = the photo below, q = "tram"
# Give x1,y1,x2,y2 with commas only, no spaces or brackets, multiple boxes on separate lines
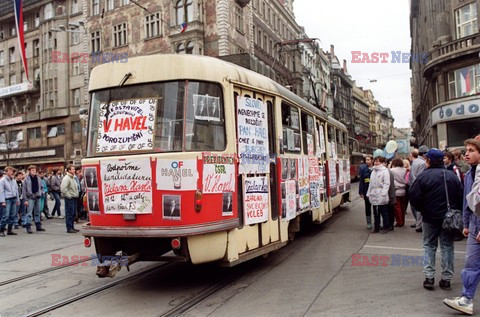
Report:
81,54,350,277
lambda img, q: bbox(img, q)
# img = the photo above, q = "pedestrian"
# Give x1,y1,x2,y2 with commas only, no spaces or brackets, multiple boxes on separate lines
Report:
404,159,411,213
50,169,63,218
0,166,20,237
366,153,390,234
23,165,46,233
38,171,51,219
387,163,396,231
444,151,462,182
453,149,470,175
390,158,407,227
410,148,463,291
359,155,373,229
15,171,25,229
409,146,428,232
75,167,85,221
61,164,79,233
444,139,480,315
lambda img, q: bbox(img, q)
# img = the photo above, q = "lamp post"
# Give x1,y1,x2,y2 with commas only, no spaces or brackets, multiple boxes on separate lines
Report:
0,131,19,167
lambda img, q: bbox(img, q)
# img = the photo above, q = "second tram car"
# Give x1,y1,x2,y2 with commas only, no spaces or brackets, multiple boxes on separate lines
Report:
81,55,350,276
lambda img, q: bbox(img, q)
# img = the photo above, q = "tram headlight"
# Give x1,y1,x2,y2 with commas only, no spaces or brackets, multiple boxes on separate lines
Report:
195,190,203,213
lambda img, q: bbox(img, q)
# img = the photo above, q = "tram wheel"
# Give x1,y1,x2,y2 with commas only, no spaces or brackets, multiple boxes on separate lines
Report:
288,231,296,242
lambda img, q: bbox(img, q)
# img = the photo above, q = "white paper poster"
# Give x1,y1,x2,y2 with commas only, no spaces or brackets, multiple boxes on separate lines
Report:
328,159,337,196
202,154,235,193
319,127,326,154
310,181,321,208
285,180,297,221
244,176,269,225
101,158,152,214
307,134,314,156
156,159,198,191
298,158,310,209
237,97,269,174
96,98,156,153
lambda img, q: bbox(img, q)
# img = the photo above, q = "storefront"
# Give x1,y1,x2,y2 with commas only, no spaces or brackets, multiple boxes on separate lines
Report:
431,96,480,150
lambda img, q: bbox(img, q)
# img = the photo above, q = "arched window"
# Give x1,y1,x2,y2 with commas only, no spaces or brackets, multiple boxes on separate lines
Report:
186,41,194,54
176,42,185,54
176,0,193,25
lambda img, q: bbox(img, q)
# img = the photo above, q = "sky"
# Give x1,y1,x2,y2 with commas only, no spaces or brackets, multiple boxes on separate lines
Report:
294,0,412,128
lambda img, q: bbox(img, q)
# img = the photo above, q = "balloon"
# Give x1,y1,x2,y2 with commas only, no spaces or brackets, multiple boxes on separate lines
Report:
373,149,385,158
385,140,398,154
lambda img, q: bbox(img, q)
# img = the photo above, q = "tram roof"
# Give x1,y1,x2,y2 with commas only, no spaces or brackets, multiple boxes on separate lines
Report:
89,54,347,131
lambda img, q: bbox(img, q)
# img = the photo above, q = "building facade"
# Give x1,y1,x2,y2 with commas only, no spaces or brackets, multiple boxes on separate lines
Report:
0,0,86,170
410,0,480,149
352,85,370,153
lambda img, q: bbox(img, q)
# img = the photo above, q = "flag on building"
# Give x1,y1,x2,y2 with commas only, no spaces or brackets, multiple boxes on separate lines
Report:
459,67,473,95
14,0,29,81
179,22,188,33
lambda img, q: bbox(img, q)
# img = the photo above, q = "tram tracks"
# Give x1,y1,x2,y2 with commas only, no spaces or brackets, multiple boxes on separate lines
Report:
23,262,172,317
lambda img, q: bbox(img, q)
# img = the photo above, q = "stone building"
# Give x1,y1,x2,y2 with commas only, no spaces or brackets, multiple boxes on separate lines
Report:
352,85,370,153
0,0,86,170
410,0,480,149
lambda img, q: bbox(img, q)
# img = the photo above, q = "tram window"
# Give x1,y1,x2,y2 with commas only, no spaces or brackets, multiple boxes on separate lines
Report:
281,102,300,153
301,112,314,155
86,80,225,157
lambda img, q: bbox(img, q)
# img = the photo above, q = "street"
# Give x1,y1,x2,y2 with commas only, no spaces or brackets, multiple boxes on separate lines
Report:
0,186,470,317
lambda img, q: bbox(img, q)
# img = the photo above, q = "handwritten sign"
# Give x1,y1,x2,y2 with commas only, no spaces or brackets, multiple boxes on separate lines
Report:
328,160,337,196
308,158,320,182
285,180,296,221
298,158,310,209
310,181,321,208
244,176,269,225
203,154,235,193
307,134,314,156
237,97,269,174
96,98,156,153
101,158,152,214
156,159,198,191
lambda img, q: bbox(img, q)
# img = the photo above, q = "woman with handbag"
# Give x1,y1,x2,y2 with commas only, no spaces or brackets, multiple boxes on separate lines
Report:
410,148,463,291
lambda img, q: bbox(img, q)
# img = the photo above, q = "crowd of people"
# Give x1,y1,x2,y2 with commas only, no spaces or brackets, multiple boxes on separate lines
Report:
359,135,480,315
0,164,88,235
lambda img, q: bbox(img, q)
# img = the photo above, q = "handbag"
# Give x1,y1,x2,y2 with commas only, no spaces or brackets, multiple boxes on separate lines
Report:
442,169,463,234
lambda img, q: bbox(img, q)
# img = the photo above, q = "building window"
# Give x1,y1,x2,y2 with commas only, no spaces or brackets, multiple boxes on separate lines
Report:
113,23,127,47
33,39,39,56
281,102,301,152
35,12,40,27
47,124,65,138
176,42,185,54
71,32,80,45
0,78,4,88
24,21,28,32
455,3,478,39
10,130,23,142
72,121,81,134
448,64,480,99
107,0,114,11
0,51,3,66
44,3,53,19
175,0,193,25
28,127,41,139
21,72,27,82
73,88,81,106
34,68,40,82
92,0,99,16
186,41,194,54
10,25,16,37
145,13,160,38
121,0,130,5
9,74,16,85
235,5,244,33
91,31,101,52
72,58,81,75
72,0,79,14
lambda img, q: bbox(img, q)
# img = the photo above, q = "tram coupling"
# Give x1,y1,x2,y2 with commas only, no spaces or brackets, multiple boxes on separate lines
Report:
96,251,141,278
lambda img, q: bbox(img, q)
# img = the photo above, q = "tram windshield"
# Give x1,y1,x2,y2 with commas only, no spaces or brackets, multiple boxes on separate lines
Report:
87,80,225,157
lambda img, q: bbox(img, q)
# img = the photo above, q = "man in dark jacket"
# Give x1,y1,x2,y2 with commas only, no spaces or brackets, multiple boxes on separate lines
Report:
359,155,373,229
410,148,463,291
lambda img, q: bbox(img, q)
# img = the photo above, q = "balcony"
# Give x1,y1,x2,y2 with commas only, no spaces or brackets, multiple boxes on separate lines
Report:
423,33,480,77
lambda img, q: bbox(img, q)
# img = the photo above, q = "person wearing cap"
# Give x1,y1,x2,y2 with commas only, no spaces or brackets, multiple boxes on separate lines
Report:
444,138,480,315
366,152,391,234
409,145,429,232
359,155,374,229
410,148,463,291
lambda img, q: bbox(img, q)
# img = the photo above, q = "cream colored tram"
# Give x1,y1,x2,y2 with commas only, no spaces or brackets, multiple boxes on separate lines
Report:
82,54,350,272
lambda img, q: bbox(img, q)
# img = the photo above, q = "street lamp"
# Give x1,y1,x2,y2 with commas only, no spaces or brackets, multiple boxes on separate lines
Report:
0,131,19,167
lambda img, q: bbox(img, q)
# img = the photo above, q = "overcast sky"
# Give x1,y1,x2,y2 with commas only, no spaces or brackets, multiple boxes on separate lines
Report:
294,0,412,128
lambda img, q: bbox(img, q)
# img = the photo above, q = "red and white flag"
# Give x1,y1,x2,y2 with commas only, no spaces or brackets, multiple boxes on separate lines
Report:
14,0,29,82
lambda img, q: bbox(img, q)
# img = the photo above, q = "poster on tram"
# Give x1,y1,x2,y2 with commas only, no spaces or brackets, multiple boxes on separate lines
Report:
101,158,153,214
96,98,157,154
244,176,269,225
338,160,345,193
328,159,337,197
202,153,235,194
284,180,297,220
298,158,310,209
308,157,321,208
237,97,269,174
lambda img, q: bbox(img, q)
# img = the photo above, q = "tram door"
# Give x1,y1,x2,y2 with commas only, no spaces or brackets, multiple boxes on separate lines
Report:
315,121,329,220
233,87,280,255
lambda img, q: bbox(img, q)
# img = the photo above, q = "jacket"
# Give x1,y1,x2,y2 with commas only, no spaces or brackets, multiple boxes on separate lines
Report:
50,175,62,192
446,163,462,182
410,166,463,223
388,169,396,205
358,164,372,196
408,157,426,186
0,175,19,203
464,166,480,234
366,165,390,206
390,167,407,197
467,165,480,216
23,174,43,200
61,173,79,199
